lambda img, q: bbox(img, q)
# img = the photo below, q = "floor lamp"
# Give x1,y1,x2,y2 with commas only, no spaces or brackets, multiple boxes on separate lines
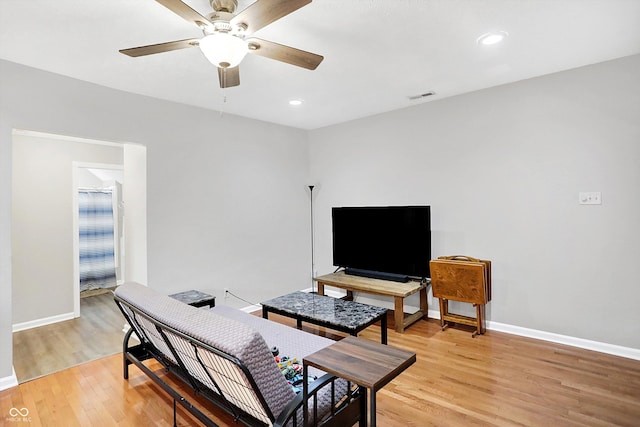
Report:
309,185,316,293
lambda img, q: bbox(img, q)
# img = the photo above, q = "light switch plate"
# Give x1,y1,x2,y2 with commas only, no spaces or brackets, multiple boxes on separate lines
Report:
579,192,601,205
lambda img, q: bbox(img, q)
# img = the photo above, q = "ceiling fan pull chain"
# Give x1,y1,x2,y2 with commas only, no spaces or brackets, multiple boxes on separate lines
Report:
220,94,227,118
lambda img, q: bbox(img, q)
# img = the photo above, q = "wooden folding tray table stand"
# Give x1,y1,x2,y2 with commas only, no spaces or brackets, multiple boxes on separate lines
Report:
429,255,492,337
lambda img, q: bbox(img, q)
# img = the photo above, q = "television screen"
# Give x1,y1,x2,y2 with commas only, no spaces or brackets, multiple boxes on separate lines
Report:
332,206,431,280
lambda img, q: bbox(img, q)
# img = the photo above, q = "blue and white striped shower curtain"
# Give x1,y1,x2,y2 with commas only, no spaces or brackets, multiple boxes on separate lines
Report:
79,190,117,292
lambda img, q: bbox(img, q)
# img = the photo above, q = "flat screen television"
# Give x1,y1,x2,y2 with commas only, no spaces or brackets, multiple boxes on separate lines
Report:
332,205,431,282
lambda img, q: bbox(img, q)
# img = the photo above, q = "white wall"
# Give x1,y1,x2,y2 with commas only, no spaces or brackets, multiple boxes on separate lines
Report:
77,168,106,187
0,80,13,386
123,144,147,286
0,59,310,384
309,54,640,350
11,133,124,324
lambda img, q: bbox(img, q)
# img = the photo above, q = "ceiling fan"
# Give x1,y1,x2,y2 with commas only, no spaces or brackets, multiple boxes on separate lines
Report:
120,0,324,88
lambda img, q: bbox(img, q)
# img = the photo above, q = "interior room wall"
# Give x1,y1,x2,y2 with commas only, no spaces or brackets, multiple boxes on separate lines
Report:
11,134,124,325
309,54,640,350
77,168,106,187
0,59,310,385
123,144,147,286
0,96,13,385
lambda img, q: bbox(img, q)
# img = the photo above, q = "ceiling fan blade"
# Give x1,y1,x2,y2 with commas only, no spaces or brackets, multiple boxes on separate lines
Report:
155,0,212,30
218,66,240,88
246,38,323,70
119,38,200,57
231,0,311,35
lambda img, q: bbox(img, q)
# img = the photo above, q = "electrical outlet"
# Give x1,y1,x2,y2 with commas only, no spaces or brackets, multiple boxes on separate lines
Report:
224,287,229,300
579,192,602,205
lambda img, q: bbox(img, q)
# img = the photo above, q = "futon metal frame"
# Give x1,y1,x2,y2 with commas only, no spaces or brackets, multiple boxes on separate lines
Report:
114,295,366,427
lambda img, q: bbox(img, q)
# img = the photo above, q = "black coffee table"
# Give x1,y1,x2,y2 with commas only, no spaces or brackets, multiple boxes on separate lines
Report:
261,291,388,344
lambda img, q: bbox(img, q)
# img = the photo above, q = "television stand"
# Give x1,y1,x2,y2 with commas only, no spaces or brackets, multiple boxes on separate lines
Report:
314,271,428,333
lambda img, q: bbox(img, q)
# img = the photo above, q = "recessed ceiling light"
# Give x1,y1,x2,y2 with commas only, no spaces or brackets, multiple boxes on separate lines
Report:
477,31,508,46
289,99,303,106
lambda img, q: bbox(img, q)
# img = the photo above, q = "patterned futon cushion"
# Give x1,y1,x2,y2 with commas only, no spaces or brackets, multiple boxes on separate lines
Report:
115,282,295,421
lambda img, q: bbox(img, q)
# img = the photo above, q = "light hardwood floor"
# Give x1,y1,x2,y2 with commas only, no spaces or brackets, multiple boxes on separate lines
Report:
12,292,124,382
2,311,640,426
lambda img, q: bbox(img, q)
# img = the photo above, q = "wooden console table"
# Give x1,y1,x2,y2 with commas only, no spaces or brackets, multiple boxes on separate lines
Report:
303,336,416,426
314,271,428,333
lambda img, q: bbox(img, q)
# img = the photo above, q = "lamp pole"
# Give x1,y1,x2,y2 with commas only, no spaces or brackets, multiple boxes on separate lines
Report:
309,185,315,293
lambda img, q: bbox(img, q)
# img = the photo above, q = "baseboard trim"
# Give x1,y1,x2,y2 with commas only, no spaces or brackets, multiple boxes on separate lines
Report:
486,320,640,361
429,309,639,360
290,289,640,361
302,287,345,299
240,304,262,314
12,311,75,332
0,367,18,391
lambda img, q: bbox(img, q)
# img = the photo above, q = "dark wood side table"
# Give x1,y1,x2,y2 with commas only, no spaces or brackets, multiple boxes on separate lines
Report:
303,336,416,426
169,290,216,308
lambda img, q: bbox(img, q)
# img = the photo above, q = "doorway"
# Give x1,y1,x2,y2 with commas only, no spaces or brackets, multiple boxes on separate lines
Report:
12,130,147,328
11,130,147,380
72,163,124,316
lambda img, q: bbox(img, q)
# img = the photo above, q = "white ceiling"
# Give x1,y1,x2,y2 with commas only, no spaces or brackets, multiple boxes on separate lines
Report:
1,0,639,130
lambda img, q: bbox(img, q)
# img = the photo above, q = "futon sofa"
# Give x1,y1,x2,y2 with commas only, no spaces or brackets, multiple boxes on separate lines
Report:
114,282,365,426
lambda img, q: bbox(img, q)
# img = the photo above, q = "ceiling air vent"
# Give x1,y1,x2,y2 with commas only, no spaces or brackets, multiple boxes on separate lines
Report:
408,91,436,100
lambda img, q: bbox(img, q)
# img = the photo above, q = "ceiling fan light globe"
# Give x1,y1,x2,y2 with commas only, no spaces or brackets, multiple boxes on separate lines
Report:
200,33,248,68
